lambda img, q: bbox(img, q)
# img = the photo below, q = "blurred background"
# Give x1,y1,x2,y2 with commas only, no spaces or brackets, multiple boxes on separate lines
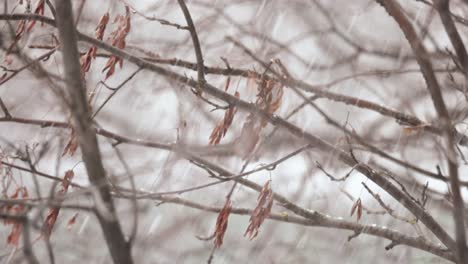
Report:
1,0,468,263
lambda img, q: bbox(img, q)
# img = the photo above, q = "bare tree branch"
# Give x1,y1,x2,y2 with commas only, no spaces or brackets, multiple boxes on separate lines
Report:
53,1,133,263
376,0,467,261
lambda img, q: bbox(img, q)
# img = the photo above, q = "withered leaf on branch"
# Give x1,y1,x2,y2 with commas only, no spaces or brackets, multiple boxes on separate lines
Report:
2,187,29,246
95,12,110,42
209,91,239,145
42,170,75,237
214,199,232,248
62,128,78,157
350,198,363,221
102,6,131,80
67,213,79,231
244,180,273,240
80,12,110,77
234,70,284,157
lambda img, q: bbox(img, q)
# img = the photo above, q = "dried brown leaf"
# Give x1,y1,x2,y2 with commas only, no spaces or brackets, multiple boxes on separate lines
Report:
66,213,79,230
350,198,362,221
4,187,28,246
42,208,59,237
7,223,23,247
95,13,110,41
79,12,110,78
42,170,74,237
244,180,273,239
80,48,93,76
209,92,239,145
214,199,232,248
102,6,131,79
62,129,78,156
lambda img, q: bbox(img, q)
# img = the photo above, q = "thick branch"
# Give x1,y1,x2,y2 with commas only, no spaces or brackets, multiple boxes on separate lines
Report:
377,0,466,261
434,0,468,74
53,1,133,263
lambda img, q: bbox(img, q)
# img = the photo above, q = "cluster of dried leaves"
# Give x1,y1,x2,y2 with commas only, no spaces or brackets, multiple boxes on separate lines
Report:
41,170,75,237
1,169,76,247
244,180,273,239
2,187,28,246
81,6,131,80
102,6,131,80
80,12,110,78
5,0,46,57
213,180,274,248
209,102,238,145
208,63,284,156
210,62,286,248
238,65,284,155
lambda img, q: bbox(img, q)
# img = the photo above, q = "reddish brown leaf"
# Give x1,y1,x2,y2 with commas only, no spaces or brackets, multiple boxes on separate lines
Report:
41,170,74,237
244,180,273,239
95,12,110,41
350,198,362,221
7,224,23,247
80,48,94,76
66,213,79,230
62,128,78,156
209,92,239,145
102,6,131,79
214,199,232,248
42,209,59,237
4,187,28,247
234,69,283,157
79,12,110,78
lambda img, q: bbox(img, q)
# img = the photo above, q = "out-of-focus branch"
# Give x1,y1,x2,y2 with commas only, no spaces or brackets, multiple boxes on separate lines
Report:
434,0,468,75
377,0,467,262
53,1,133,264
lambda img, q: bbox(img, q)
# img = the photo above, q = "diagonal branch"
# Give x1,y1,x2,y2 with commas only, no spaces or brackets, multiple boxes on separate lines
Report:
377,0,467,262
434,0,468,75
53,1,133,263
